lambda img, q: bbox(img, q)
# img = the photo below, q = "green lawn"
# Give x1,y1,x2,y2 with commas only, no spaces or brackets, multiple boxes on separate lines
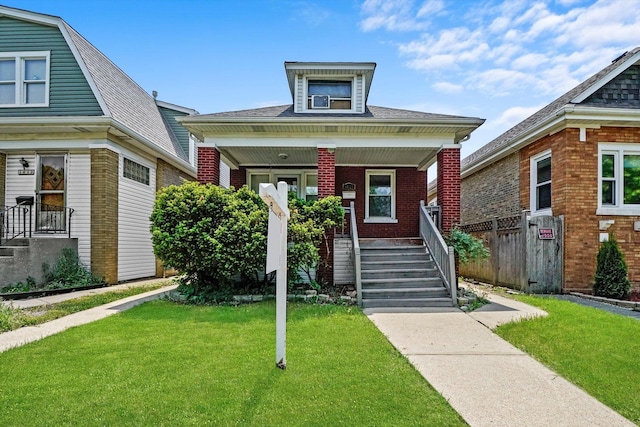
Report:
495,295,640,424
0,283,169,332
0,301,466,426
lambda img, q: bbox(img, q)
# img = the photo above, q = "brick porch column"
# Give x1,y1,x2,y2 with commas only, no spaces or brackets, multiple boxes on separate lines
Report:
437,148,461,232
317,147,336,284
91,148,119,284
197,146,220,185
317,147,335,198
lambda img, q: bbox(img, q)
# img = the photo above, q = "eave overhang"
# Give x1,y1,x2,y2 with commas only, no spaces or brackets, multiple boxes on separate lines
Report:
461,105,640,178
0,116,196,176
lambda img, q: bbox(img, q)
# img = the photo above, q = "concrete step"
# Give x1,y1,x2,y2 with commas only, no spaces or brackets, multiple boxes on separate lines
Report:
361,276,444,288
0,238,30,247
361,259,435,270
362,287,450,299
362,297,453,308
360,252,431,263
0,247,14,257
361,268,439,280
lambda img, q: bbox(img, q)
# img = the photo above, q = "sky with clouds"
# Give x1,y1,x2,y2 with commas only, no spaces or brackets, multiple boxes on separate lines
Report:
4,0,640,159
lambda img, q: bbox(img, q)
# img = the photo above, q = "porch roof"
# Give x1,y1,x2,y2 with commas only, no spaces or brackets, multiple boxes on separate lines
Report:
180,105,484,170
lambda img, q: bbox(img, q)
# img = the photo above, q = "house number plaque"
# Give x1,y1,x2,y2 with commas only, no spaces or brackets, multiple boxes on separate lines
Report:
342,182,356,199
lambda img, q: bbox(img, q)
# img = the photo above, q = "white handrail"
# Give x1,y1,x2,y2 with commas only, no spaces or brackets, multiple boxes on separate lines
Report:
349,201,362,307
419,200,457,306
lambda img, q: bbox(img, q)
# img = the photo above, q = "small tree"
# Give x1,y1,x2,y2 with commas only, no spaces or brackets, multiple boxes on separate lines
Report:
594,235,630,299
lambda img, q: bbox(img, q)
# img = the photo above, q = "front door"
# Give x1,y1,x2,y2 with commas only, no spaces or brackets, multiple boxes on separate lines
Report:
36,154,67,232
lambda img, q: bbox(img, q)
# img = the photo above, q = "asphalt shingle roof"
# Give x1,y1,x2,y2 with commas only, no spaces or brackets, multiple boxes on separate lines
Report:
192,104,475,121
462,47,640,170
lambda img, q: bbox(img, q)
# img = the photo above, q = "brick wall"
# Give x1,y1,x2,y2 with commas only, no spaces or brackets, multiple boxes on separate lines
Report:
336,166,426,238
461,152,520,224
90,148,119,284
197,147,220,185
437,148,461,231
521,127,640,292
156,158,194,188
230,168,246,189
0,153,5,208
317,148,335,198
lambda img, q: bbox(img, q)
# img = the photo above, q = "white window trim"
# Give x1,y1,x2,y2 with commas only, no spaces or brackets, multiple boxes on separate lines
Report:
302,75,356,114
246,169,318,200
529,149,552,216
0,51,50,107
597,143,640,216
365,169,397,223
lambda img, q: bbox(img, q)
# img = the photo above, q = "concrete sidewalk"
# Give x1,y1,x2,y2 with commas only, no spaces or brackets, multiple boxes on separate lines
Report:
0,278,177,353
366,292,634,427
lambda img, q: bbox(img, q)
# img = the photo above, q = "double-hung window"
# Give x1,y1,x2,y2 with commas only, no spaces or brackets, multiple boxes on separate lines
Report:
365,170,397,223
598,144,640,214
0,51,50,107
307,79,352,110
530,150,552,215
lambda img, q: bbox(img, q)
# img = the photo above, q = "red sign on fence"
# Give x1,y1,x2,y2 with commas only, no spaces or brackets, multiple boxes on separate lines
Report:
538,228,555,239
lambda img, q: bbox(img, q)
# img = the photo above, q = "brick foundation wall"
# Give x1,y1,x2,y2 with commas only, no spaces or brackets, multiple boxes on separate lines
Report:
336,166,426,238
90,148,119,284
461,152,520,224
0,153,5,208
520,127,640,292
437,148,461,232
197,147,220,185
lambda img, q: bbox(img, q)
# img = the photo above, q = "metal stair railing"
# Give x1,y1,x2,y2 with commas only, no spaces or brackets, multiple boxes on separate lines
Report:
1,202,75,244
348,201,363,307
419,200,457,306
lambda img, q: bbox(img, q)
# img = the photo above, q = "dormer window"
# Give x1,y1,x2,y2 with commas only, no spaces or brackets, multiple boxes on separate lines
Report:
308,80,352,110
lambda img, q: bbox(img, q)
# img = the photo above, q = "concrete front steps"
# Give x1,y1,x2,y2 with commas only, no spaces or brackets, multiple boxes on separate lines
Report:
360,238,452,309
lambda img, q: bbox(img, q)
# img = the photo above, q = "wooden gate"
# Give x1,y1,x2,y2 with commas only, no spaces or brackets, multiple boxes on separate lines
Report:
525,215,563,293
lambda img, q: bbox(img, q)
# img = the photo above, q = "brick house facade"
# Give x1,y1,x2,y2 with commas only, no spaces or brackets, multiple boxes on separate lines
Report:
460,48,640,293
181,62,483,285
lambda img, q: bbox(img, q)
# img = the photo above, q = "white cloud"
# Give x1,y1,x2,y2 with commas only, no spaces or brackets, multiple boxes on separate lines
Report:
360,0,432,31
494,105,544,128
432,81,463,93
417,0,444,17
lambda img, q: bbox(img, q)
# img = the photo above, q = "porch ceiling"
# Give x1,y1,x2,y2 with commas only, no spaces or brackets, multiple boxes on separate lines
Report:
219,146,440,170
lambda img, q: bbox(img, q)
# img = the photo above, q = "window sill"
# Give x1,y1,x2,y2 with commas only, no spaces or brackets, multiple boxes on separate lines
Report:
364,217,398,224
0,103,49,108
596,207,640,216
529,209,553,217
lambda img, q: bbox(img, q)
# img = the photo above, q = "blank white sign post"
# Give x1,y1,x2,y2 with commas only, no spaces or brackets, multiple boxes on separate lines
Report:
259,182,290,369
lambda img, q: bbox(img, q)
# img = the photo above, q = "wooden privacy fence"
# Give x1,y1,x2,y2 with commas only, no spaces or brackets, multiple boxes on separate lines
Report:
459,211,563,293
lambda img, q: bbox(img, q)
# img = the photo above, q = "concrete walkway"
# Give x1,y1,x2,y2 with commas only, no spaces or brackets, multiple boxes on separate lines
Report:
0,278,177,353
366,291,634,427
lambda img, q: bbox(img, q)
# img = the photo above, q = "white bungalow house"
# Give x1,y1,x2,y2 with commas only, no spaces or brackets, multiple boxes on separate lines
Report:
0,5,198,286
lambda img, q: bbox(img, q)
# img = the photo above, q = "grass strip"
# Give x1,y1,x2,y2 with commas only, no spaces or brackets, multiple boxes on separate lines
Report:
0,301,467,426
495,295,640,424
0,283,169,332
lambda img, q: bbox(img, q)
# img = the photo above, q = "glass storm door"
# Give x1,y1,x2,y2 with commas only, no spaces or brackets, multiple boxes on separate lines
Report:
37,154,66,232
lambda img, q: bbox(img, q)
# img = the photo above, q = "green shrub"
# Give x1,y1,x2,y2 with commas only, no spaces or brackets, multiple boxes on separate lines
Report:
445,228,490,265
150,182,344,303
1,276,35,293
0,303,26,332
594,235,630,299
42,248,102,289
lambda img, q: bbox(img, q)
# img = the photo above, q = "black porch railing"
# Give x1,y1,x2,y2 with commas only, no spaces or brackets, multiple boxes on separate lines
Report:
1,202,74,242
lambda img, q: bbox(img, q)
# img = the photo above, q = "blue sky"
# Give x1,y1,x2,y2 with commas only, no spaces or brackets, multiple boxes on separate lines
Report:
4,0,640,160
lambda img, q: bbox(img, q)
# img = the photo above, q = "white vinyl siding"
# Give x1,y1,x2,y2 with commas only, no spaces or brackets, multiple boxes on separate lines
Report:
118,153,156,281
219,159,230,188
67,153,91,267
294,74,304,112
355,74,364,112
5,154,36,209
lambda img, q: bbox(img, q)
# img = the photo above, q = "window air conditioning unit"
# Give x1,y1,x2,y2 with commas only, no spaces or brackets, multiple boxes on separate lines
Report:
311,94,330,109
